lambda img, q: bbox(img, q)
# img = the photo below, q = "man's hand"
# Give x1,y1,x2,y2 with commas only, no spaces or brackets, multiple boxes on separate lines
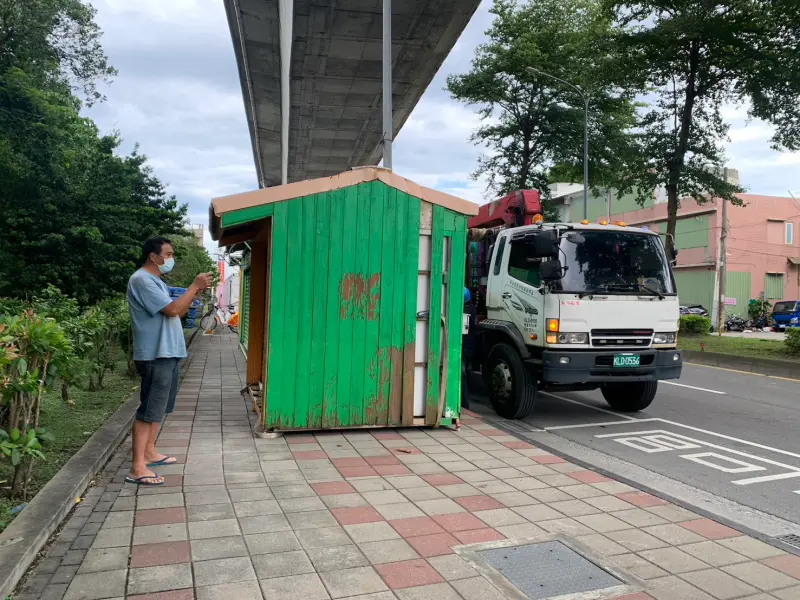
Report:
194,272,213,290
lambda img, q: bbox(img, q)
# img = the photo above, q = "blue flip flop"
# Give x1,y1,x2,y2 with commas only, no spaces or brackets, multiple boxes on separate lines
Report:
125,474,164,486
146,456,177,467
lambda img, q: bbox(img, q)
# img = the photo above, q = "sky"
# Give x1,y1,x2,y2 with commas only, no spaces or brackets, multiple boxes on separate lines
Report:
84,0,800,259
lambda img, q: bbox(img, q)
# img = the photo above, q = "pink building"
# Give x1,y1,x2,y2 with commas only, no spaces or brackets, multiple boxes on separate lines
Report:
553,186,800,316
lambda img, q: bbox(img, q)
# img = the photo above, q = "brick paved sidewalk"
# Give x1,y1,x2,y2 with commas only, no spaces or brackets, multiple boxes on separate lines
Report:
15,334,800,600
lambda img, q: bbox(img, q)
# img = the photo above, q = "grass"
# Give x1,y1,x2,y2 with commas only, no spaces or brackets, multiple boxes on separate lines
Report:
679,334,795,361
0,356,137,533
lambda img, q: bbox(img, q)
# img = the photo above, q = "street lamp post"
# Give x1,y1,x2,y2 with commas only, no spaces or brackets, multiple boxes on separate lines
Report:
525,67,589,220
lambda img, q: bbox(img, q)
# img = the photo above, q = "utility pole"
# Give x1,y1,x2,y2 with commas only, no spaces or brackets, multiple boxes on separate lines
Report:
716,167,729,336
525,67,588,219
382,0,393,170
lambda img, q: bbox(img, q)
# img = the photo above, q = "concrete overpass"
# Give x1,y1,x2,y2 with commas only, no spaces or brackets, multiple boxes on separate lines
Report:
223,0,482,187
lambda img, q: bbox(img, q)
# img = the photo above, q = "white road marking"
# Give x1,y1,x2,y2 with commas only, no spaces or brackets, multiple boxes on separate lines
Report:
656,419,800,462
544,418,655,431
661,380,726,395
732,472,800,485
539,391,639,421
596,428,800,487
681,452,766,474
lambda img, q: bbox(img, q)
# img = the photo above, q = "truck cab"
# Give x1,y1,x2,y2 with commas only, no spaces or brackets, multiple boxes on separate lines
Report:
771,300,800,331
466,193,682,419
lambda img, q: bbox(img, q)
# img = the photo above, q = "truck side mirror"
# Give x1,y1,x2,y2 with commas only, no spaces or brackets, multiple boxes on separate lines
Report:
540,259,562,281
532,229,559,257
512,229,559,257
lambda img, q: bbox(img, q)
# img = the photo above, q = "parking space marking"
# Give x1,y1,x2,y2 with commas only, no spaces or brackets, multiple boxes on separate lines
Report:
595,427,800,496
655,419,800,461
681,452,766,474
661,380,726,394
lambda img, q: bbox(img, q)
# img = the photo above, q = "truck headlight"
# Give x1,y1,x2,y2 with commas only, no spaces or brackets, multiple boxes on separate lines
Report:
556,332,588,344
791,317,798,324
653,332,676,344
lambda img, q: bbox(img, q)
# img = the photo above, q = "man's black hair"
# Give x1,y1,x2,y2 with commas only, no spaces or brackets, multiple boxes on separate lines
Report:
141,237,172,264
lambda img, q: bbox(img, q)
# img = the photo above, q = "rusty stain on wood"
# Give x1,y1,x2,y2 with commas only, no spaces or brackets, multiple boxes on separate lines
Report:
322,376,339,428
364,345,403,425
339,273,381,321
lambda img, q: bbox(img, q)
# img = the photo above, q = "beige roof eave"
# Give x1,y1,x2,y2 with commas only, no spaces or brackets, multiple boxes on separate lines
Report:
210,167,480,220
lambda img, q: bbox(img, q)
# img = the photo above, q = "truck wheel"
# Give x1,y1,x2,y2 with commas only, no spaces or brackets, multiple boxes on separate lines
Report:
600,381,657,412
484,343,536,419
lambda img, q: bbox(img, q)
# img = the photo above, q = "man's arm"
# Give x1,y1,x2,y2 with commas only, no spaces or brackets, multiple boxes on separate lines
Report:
161,273,213,318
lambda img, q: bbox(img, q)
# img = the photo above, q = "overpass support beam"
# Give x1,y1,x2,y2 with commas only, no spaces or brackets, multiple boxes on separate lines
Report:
279,0,293,184
382,0,393,170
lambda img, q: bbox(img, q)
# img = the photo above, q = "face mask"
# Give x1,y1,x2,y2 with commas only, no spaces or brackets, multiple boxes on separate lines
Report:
157,257,175,274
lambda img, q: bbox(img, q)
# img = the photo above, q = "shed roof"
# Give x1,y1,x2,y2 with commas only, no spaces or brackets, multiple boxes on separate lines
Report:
209,167,479,242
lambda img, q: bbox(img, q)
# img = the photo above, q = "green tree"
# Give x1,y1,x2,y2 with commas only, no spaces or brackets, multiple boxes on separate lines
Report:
0,0,116,105
605,0,800,258
163,236,217,289
0,67,186,303
447,0,639,217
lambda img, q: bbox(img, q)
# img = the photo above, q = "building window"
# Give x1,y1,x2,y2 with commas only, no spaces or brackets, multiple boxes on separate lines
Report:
765,273,785,301
787,222,795,245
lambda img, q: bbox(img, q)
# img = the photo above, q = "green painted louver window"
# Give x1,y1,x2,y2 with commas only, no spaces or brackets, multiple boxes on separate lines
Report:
765,273,785,300
240,268,251,350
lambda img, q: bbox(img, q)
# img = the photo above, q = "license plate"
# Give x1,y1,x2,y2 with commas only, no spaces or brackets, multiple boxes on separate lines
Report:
613,354,640,368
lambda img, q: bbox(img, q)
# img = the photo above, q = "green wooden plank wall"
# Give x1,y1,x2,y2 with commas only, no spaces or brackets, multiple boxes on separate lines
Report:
263,180,469,430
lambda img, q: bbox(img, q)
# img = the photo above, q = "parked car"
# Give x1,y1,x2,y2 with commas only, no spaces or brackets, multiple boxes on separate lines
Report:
680,304,709,317
771,300,800,331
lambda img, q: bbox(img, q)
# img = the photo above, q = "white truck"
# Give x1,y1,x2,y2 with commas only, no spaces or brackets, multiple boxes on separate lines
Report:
465,191,683,419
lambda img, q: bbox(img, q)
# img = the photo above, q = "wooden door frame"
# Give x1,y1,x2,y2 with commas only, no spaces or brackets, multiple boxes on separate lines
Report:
245,220,272,391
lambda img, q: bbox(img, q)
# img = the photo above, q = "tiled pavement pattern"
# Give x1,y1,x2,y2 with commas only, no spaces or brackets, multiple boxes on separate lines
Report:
15,334,800,600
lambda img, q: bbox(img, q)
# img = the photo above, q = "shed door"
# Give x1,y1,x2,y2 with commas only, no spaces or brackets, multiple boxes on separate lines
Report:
414,203,452,419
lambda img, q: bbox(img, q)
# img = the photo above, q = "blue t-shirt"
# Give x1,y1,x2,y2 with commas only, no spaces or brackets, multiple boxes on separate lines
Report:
127,269,187,361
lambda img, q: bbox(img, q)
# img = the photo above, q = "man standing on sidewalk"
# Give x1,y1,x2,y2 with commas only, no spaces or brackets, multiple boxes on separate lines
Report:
125,237,213,485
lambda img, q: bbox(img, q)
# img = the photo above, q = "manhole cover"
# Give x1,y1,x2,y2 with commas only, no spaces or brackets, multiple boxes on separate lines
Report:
477,540,621,600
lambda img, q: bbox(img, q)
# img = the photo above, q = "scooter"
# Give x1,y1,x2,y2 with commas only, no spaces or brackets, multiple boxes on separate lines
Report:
744,316,768,332
725,315,746,332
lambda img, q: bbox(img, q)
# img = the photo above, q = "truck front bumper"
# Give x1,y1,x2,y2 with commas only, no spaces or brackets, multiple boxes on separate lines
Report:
540,349,682,384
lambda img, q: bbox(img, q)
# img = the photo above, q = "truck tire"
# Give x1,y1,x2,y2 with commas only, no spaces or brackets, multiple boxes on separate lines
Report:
484,343,536,419
601,381,657,412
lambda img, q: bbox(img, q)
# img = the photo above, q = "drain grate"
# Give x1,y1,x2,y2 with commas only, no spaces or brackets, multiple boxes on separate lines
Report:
477,540,621,600
775,534,800,550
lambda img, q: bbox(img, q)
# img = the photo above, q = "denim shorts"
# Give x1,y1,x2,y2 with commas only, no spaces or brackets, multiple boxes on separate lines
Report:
135,358,180,423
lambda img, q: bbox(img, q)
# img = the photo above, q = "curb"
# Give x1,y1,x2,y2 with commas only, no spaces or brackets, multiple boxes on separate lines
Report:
0,329,203,599
682,349,800,379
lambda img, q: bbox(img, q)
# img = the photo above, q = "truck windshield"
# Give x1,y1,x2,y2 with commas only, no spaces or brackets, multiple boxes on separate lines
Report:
553,230,675,295
773,301,798,314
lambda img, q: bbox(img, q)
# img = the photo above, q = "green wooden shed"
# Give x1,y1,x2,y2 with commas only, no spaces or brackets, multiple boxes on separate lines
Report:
209,167,479,432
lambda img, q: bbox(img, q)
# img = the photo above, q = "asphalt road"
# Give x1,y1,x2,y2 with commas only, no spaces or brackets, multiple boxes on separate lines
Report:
470,363,800,529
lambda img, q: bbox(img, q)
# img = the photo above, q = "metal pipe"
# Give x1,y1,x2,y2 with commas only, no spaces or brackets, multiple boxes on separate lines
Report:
232,0,266,188
382,0,393,169
279,0,293,185
525,67,588,219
